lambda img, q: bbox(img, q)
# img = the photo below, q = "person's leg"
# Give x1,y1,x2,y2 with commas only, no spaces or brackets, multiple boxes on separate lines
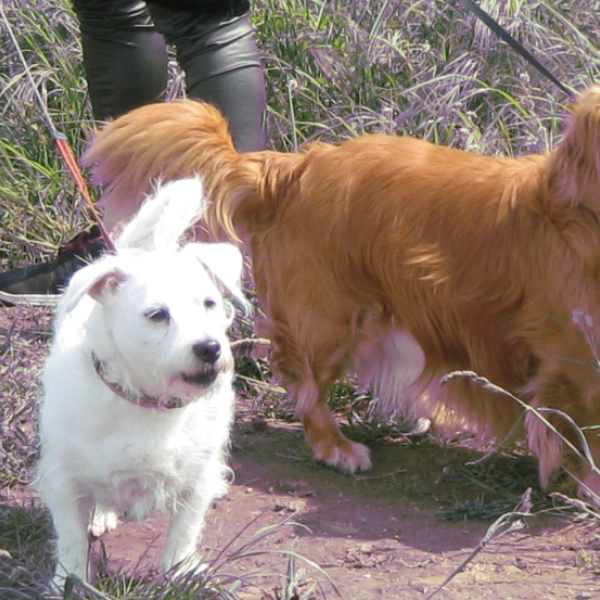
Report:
73,0,169,120
148,4,267,152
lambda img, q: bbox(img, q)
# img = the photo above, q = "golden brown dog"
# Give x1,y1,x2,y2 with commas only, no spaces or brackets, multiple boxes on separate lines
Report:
84,87,600,495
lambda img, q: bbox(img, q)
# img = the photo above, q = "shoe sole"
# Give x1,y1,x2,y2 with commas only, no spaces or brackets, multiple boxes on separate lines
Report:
0,289,61,307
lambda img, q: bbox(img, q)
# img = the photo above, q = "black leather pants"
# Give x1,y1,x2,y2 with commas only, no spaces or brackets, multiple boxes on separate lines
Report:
72,0,267,151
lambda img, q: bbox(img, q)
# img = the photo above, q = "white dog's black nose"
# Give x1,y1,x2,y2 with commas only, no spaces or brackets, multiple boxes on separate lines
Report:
193,340,221,364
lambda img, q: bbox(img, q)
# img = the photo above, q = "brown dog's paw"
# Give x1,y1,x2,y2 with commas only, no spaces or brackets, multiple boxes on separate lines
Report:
313,439,372,474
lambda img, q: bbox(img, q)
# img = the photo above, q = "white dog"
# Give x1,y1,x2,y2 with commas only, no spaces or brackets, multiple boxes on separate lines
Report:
36,178,247,588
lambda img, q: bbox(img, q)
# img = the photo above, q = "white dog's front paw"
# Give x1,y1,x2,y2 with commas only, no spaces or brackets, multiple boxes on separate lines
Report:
89,509,119,538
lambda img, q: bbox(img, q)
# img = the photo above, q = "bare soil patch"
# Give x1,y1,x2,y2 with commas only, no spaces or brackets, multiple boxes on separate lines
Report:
1,305,600,599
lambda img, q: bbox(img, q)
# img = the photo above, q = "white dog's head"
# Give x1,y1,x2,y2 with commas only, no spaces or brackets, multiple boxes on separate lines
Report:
60,242,246,409
56,177,248,410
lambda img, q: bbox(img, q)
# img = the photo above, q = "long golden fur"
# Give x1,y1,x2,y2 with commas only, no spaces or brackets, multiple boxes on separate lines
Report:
84,88,600,495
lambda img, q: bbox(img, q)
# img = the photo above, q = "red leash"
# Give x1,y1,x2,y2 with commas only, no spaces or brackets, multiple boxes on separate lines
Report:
53,132,116,253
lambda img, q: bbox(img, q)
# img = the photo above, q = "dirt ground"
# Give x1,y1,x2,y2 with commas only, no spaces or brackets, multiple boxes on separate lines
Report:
86,416,599,600
2,307,600,599
5,425,600,600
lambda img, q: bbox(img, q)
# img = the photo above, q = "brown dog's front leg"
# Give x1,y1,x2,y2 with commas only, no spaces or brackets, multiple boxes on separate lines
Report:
301,402,371,473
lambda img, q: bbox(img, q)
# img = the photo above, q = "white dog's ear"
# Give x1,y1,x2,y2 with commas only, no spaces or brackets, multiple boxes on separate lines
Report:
61,257,128,313
88,269,128,302
185,243,250,314
116,177,206,252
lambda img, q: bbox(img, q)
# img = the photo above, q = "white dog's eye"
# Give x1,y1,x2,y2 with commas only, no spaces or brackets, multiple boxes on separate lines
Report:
144,306,171,323
204,298,218,310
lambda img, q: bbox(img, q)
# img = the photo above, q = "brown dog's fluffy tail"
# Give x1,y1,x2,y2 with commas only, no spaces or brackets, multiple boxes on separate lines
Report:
83,100,272,243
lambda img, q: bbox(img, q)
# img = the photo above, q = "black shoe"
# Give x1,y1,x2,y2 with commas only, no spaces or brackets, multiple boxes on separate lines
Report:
0,226,107,306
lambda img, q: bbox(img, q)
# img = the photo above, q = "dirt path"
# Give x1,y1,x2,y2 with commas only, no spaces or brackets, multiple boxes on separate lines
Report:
2,305,600,599
93,419,600,599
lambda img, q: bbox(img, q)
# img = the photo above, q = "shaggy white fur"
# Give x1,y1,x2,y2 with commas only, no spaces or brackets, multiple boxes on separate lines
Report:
36,178,247,588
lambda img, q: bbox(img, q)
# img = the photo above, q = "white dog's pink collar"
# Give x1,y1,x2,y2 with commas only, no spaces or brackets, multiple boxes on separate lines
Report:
91,352,185,410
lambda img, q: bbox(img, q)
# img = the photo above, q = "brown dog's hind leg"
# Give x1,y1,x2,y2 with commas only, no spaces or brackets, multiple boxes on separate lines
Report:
526,365,600,498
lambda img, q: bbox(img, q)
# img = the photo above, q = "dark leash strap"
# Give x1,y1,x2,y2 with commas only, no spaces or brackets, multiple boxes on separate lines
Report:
457,0,573,99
